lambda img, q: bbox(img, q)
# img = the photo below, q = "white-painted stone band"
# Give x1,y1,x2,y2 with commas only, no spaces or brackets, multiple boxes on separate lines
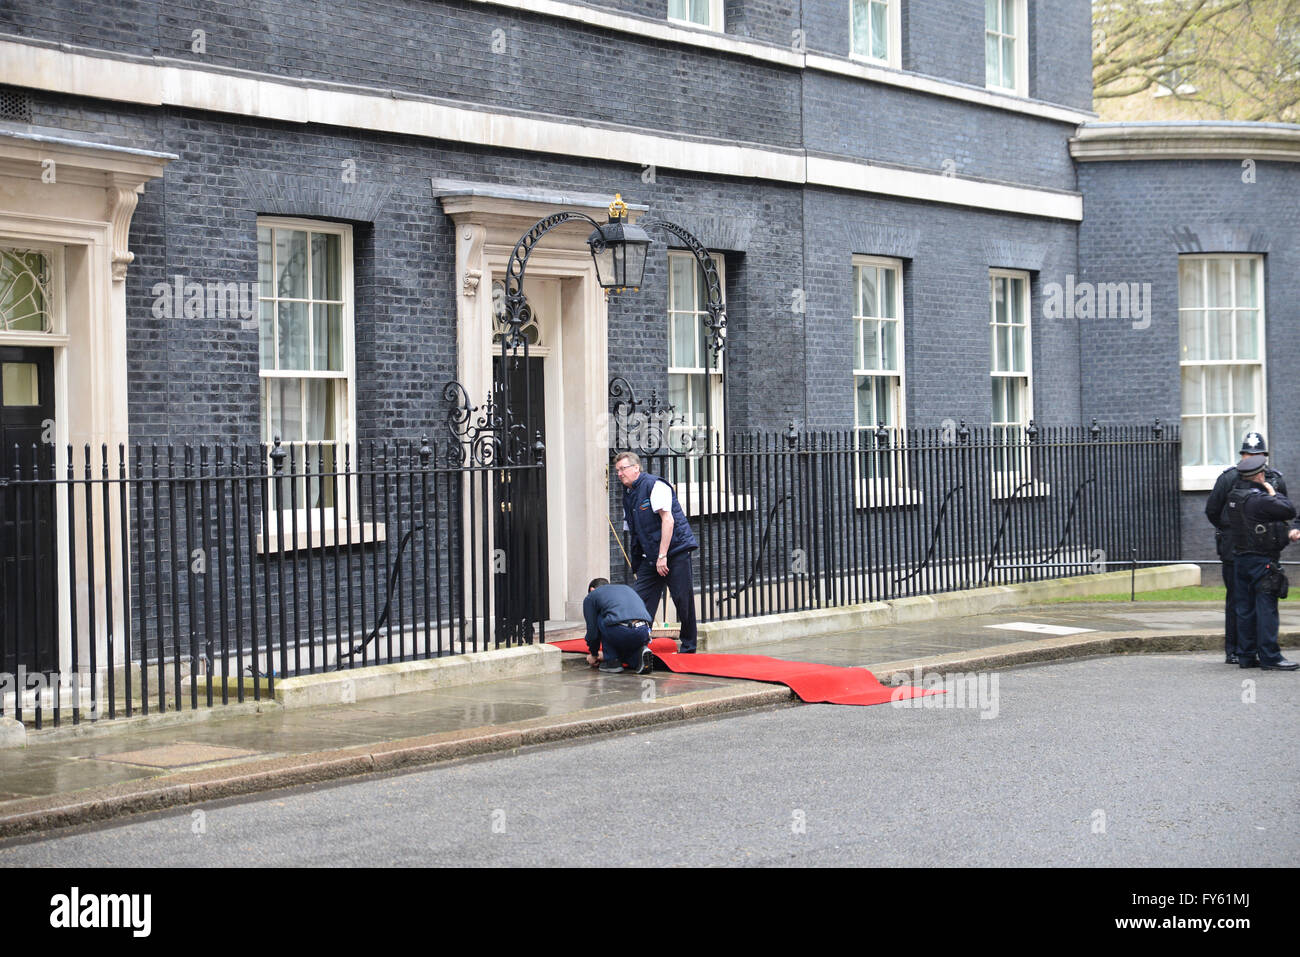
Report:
1070,122,1300,162
0,36,1085,221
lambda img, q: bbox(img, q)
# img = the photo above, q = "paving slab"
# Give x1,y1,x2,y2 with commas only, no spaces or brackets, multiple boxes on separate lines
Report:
92,743,264,769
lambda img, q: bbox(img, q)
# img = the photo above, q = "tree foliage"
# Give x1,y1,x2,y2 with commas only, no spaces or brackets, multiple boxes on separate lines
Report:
1093,0,1300,122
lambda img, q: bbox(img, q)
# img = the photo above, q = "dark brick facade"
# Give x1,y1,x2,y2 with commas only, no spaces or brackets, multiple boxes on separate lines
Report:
10,0,1294,569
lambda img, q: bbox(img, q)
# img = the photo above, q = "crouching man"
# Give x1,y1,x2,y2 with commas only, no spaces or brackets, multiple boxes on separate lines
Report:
583,577,654,675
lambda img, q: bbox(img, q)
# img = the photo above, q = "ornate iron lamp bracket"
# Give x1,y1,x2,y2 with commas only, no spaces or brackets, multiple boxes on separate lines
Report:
638,219,727,363
502,210,606,354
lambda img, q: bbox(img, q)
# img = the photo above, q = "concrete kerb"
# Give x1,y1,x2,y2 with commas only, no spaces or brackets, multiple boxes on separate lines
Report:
697,564,1201,651
698,602,892,651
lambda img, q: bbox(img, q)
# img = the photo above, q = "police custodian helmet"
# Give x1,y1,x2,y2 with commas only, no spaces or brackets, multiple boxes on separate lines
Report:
1240,431,1267,455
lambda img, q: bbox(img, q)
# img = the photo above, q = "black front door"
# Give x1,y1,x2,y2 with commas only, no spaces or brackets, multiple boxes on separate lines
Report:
1,346,58,675
493,355,548,624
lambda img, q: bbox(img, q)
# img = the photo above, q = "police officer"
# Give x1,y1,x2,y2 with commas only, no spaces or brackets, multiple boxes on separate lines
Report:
614,451,700,653
1205,431,1287,664
1225,454,1300,671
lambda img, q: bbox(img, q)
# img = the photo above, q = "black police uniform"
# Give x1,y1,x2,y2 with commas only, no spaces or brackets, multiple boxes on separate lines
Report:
1206,464,1286,662
1225,464,1297,670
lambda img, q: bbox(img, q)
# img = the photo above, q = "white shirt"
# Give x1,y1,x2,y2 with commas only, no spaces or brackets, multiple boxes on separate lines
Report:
621,480,674,531
649,480,672,514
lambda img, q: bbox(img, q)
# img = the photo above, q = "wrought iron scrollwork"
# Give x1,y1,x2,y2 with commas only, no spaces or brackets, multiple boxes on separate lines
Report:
608,375,684,454
1035,478,1097,567
443,379,529,466
335,523,426,668
501,210,605,353
639,219,727,364
979,479,1036,585
894,484,965,584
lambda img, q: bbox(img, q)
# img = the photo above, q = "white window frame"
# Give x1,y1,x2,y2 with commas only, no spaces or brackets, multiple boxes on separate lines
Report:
849,0,902,70
1178,254,1266,491
667,0,724,32
666,249,743,513
852,255,916,506
989,269,1035,494
985,0,1029,97
256,216,363,548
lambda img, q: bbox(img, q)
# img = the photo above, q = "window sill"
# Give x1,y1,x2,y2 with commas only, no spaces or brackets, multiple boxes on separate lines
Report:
257,521,387,554
855,484,924,509
990,478,1051,501
849,51,895,70
676,487,752,517
666,15,721,33
1181,467,1224,492
985,82,1027,99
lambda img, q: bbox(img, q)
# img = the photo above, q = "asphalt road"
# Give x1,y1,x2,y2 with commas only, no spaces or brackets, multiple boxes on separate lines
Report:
2,653,1297,867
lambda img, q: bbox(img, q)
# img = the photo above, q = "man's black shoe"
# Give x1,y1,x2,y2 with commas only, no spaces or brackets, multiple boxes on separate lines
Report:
1225,654,1239,665
634,647,654,675
1260,659,1299,671
1238,659,1260,669
598,662,625,674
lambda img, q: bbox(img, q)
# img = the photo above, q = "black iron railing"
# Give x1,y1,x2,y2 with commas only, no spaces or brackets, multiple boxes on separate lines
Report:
1,387,546,727
613,419,1183,623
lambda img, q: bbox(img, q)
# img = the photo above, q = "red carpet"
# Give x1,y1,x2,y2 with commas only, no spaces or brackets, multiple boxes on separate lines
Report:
549,637,938,707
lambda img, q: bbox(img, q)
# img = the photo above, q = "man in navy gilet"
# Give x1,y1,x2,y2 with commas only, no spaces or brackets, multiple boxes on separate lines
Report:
615,451,699,653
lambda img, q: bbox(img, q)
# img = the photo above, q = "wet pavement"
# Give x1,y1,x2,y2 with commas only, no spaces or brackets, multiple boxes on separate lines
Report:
736,601,1300,667
0,600,1296,819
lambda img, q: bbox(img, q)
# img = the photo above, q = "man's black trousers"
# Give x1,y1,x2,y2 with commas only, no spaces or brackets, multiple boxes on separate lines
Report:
632,552,698,653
